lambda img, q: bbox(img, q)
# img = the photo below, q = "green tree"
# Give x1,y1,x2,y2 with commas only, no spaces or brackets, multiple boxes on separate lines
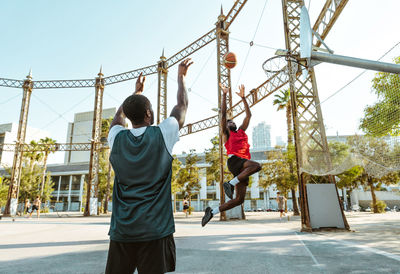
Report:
336,166,364,191
262,148,297,211
328,141,350,166
181,149,201,210
0,177,9,212
204,135,232,185
273,88,300,215
259,161,276,209
97,117,114,214
360,56,400,137
3,157,55,213
171,156,183,212
24,140,43,190
38,137,57,196
347,135,399,213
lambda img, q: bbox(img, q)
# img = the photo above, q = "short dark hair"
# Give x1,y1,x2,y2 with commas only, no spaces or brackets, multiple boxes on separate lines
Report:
227,119,233,123
122,95,151,124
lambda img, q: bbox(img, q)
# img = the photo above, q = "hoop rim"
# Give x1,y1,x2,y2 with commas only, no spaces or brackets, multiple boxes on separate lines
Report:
262,54,302,73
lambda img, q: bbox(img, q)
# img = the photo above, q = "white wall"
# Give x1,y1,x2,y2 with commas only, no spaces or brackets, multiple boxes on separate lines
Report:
0,123,49,167
65,108,116,164
351,190,400,208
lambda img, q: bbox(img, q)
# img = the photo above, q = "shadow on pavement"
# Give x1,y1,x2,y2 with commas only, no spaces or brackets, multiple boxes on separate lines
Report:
0,239,109,250
0,249,108,274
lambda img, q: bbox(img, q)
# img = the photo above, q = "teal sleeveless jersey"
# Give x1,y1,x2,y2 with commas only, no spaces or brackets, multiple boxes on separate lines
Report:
108,126,174,242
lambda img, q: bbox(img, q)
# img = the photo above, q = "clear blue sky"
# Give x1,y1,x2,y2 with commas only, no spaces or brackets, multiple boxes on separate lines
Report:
1,0,399,163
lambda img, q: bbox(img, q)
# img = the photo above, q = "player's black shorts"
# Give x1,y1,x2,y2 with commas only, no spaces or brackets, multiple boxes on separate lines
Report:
31,205,39,211
227,155,248,176
105,234,176,274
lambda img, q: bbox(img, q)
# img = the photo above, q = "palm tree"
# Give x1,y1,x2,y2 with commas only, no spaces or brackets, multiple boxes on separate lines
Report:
25,140,43,174
38,137,57,197
273,88,300,215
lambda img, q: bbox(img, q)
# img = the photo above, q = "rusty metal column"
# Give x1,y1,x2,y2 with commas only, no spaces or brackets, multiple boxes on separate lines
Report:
216,7,233,221
4,71,33,216
84,68,105,216
157,50,168,124
281,0,349,230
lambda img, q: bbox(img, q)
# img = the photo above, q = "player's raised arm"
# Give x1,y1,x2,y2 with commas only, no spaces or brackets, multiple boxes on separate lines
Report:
237,85,251,131
220,83,230,142
170,59,193,129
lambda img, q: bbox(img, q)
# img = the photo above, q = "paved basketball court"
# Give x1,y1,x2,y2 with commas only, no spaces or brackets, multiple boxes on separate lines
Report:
0,212,399,273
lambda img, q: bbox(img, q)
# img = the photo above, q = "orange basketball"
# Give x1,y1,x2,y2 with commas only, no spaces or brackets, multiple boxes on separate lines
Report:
223,52,237,69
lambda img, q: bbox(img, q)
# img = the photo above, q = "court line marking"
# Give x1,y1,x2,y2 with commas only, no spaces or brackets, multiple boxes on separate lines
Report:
295,232,324,269
313,234,400,263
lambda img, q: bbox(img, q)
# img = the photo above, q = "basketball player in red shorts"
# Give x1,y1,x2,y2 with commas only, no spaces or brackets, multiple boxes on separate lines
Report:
202,83,261,226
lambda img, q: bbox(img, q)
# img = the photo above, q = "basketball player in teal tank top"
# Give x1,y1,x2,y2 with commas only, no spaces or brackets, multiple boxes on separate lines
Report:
105,59,193,274
202,84,261,227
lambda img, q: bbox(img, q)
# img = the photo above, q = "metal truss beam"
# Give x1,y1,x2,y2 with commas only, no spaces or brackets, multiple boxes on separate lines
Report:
180,70,289,137
165,0,248,68
313,0,349,48
224,0,248,29
104,65,158,86
0,143,109,152
0,78,24,88
33,79,96,89
166,29,217,68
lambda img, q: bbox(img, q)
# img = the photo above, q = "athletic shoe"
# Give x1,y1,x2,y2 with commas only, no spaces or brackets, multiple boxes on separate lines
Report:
223,181,234,199
201,207,213,227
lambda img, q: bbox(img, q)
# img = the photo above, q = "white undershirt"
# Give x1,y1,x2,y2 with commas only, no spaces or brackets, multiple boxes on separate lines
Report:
107,116,180,156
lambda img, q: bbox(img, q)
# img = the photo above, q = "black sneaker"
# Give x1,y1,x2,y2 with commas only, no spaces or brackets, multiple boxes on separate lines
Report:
223,181,234,199
201,207,213,227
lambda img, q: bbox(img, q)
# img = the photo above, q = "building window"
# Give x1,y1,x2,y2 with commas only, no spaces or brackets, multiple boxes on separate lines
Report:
259,191,264,199
71,175,81,190
60,176,70,191
51,176,60,186
207,193,216,200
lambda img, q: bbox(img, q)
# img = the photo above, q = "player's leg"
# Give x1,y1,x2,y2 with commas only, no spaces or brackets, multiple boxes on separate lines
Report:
105,241,138,274
136,234,176,274
219,181,247,212
202,181,247,227
224,158,261,199
237,159,261,181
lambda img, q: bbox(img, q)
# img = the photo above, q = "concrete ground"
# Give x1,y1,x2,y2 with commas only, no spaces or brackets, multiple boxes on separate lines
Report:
0,211,399,274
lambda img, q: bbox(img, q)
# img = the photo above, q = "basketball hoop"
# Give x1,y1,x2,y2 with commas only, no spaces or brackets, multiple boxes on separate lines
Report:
262,52,304,79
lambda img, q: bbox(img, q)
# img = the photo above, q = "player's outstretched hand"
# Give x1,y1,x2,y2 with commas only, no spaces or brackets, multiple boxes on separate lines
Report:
178,58,194,77
135,72,146,94
219,83,229,94
236,84,245,98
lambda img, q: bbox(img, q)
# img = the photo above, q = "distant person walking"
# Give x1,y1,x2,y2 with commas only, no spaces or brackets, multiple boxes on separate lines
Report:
276,192,286,220
105,59,192,274
29,196,41,218
183,197,189,218
25,199,31,216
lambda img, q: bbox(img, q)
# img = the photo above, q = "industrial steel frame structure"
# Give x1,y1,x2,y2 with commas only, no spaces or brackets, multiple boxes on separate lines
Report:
1,0,351,231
